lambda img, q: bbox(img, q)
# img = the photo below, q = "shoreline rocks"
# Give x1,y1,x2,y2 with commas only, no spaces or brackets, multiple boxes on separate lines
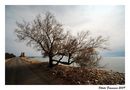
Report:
22,58,125,85
48,65,125,85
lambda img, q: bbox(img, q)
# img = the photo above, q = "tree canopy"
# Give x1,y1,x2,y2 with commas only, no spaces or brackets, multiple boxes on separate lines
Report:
15,12,108,67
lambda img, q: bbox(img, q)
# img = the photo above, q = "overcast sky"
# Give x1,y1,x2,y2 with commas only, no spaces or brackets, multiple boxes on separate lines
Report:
5,5,125,57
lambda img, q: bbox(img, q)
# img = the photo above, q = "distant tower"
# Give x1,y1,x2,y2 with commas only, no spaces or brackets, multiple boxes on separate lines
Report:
20,52,25,57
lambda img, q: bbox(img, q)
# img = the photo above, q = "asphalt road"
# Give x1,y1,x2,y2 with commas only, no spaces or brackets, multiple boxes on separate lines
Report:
5,57,46,85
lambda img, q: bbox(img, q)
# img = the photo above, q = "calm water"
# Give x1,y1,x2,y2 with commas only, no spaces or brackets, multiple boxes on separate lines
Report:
99,57,125,73
30,57,125,73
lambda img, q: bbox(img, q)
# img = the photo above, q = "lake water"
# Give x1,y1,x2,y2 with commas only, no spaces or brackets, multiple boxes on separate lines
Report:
30,57,125,73
99,57,125,73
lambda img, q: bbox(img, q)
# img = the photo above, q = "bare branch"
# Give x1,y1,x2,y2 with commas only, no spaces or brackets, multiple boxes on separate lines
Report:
15,12,109,68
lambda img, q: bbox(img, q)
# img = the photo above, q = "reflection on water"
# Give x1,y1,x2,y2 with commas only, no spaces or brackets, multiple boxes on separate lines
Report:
30,57,125,73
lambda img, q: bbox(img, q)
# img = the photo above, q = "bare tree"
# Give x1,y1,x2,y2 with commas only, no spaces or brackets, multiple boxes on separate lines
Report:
61,31,108,67
15,12,108,68
15,12,68,67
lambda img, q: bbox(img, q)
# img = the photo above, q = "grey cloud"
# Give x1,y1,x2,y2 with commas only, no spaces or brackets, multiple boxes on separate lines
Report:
5,5,125,57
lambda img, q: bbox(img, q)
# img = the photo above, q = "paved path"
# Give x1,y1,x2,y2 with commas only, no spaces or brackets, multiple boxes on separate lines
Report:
5,57,47,85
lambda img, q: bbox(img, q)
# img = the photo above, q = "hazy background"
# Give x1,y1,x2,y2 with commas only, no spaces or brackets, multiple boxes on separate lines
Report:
5,5,125,57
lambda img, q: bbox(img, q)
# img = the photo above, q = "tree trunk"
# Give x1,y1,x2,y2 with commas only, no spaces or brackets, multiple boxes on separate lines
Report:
68,53,71,63
48,55,53,68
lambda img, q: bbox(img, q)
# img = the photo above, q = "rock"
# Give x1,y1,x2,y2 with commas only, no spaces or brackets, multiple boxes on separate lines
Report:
77,81,81,84
80,70,83,73
85,80,90,84
95,79,98,83
52,72,55,75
